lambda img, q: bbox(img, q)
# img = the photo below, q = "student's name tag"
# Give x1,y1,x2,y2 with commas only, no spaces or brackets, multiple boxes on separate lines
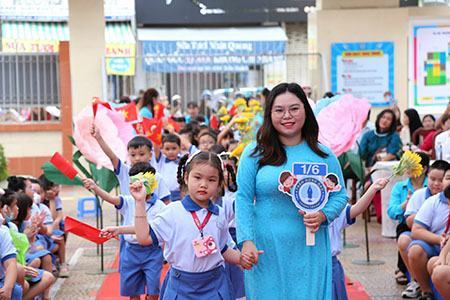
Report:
192,235,218,258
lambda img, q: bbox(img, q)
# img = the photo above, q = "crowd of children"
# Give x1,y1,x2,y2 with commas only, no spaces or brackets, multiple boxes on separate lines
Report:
0,175,69,299
1,85,449,300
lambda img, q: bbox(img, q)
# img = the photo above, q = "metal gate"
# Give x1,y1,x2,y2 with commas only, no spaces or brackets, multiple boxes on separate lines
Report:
106,52,326,110
0,53,60,122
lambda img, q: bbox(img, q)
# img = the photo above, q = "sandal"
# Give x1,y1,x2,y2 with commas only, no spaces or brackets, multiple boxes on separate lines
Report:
395,270,408,285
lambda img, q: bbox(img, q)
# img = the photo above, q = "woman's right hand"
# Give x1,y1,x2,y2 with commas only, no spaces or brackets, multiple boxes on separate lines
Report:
241,240,260,266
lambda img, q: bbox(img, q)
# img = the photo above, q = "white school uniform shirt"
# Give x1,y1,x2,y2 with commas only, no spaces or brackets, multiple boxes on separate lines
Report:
328,204,355,257
31,203,53,225
149,195,233,273
116,194,166,244
414,192,449,235
435,130,450,161
405,187,432,218
221,190,236,228
0,225,17,280
114,159,171,202
151,153,180,193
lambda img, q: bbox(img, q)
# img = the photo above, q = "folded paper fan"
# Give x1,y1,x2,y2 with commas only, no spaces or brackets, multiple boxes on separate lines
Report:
64,216,112,244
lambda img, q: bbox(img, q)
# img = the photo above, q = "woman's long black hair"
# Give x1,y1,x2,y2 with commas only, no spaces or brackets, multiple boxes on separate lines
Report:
251,82,327,167
404,108,423,141
142,88,159,117
375,109,397,134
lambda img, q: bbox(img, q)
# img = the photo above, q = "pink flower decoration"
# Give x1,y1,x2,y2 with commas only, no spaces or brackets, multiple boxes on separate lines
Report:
73,105,135,170
316,94,371,157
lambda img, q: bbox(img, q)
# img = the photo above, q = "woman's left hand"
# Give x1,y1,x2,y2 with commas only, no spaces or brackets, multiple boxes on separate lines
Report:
299,210,326,233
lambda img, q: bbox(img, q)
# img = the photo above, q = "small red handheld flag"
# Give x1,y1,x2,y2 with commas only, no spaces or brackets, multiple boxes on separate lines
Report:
50,152,78,180
92,97,112,118
142,118,163,146
116,102,138,122
64,216,113,244
153,102,165,120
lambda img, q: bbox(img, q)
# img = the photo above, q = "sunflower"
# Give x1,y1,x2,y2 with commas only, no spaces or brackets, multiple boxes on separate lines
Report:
220,115,231,122
392,151,423,178
130,171,158,194
230,143,246,158
234,117,249,124
234,98,247,107
218,106,228,116
248,99,260,107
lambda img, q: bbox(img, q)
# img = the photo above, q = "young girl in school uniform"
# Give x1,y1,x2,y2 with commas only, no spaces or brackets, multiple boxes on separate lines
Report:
125,151,257,299
210,145,245,300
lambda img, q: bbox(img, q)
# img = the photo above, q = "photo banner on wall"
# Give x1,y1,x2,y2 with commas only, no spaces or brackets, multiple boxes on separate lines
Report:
331,42,394,106
411,24,450,110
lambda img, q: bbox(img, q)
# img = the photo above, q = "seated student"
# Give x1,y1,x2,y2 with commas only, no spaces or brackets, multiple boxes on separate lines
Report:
399,160,450,298
33,177,68,278
408,168,450,300
387,152,430,285
428,196,450,300
0,224,22,300
1,191,55,300
152,134,182,202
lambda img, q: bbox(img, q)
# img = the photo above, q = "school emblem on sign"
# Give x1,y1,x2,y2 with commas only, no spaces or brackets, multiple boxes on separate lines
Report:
278,162,341,213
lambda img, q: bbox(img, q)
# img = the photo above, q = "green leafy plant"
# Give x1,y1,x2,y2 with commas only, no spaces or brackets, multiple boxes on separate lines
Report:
0,144,8,182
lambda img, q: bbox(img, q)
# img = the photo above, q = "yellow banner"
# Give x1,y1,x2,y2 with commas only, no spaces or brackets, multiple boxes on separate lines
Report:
2,39,60,53
2,39,136,76
105,43,135,76
342,50,384,57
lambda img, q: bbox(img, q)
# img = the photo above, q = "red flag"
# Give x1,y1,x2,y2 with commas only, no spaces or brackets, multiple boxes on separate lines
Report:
229,105,237,116
210,115,219,130
50,152,78,180
92,97,111,118
167,117,181,132
153,102,165,120
142,118,163,146
132,121,145,135
64,216,113,244
116,102,138,122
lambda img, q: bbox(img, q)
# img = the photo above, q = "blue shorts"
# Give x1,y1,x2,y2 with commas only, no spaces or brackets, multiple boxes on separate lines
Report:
36,234,57,252
26,249,51,264
119,242,163,297
400,231,411,237
161,266,233,300
409,239,440,258
332,256,348,300
0,280,22,300
26,268,44,284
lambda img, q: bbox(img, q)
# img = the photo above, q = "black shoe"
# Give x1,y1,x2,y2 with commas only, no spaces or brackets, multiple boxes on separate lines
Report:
419,292,434,300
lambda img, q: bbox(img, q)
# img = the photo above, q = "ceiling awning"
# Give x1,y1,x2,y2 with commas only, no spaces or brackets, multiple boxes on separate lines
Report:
137,27,287,72
1,21,135,53
1,21,69,52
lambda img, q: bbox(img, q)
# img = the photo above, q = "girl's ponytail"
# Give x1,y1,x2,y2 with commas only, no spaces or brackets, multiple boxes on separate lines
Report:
225,164,237,192
177,154,190,188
